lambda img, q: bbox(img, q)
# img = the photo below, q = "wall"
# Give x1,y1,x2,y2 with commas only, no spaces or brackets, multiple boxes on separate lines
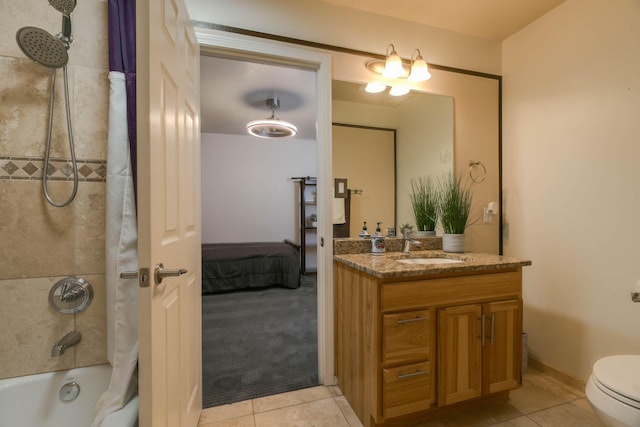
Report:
201,133,316,243
502,0,640,382
0,0,109,379
185,0,502,75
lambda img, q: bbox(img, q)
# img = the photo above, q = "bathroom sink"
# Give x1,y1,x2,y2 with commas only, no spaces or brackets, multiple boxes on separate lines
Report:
397,258,464,265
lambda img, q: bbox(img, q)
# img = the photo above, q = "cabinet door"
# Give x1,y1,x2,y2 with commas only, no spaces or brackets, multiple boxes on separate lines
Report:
383,361,432,418
382,309,432,365
483,300,522,394
437,304,482,406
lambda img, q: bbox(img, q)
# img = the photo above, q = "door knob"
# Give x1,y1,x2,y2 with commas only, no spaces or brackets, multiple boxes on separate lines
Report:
154,263,188,285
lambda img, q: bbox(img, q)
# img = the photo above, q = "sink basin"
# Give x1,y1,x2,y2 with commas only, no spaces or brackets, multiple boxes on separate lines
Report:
397,257,464,265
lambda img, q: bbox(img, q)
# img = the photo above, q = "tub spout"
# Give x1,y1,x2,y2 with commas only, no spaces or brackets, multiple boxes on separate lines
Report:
51,331,81,357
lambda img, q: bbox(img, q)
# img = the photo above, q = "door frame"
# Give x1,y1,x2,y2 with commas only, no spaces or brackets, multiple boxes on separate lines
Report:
195,27,335,385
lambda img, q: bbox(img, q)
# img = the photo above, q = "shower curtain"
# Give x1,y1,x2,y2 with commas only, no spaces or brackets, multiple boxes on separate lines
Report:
92,1,138,425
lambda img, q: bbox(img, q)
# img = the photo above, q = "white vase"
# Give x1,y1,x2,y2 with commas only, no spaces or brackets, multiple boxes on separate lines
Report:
442,233,465,253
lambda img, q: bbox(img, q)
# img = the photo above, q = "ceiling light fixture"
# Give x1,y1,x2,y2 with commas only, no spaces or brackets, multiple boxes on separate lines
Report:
246,97,297,139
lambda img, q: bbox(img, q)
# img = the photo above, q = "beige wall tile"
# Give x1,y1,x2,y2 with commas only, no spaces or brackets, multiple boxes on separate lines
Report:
73,66,109,160
0,180,75,279
68,0,109,70
0,56,55,157
74,181,106,274
75,274,107,367
0,277,75,379
0,0,60,60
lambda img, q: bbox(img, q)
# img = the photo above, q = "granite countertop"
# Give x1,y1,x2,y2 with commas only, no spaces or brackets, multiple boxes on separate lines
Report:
334,250,532,279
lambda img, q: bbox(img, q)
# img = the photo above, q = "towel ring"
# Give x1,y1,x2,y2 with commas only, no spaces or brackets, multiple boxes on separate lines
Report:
469,161,486,183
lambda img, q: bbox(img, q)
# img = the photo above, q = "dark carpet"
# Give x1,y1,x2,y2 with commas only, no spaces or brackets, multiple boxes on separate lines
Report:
202,275,318,408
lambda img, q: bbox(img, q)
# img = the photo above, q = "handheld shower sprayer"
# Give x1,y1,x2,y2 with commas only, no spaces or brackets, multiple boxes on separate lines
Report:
48,0,77,44
14,0,78,207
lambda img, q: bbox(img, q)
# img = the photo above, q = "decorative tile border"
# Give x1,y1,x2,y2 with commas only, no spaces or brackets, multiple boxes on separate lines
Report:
0,156,107,182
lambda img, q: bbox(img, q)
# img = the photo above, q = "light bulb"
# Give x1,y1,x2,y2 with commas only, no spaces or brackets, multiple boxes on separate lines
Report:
365,82,386,93
382,44,405,78
389,85,410,96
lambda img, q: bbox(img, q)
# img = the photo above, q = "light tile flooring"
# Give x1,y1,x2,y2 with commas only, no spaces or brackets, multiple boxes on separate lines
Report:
198,368,605,427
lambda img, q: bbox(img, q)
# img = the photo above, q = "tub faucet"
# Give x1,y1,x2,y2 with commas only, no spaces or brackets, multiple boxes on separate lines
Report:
402,231,421,253
51,331,81,357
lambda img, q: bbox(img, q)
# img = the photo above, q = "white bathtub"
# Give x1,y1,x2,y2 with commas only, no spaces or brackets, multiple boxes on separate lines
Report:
0,364,138,427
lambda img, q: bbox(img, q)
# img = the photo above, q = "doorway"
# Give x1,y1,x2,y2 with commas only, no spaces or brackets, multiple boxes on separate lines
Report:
196,28,334,406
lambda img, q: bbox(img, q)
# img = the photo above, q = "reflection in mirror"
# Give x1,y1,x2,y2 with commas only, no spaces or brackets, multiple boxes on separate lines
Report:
332,124,395,237
332,80,454,236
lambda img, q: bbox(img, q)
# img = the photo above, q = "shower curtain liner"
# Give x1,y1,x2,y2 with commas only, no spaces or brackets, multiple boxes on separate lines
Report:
92,1,138,426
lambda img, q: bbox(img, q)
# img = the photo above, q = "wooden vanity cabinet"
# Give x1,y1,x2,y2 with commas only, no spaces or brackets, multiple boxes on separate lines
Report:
335,262,523,427
437,299,521,406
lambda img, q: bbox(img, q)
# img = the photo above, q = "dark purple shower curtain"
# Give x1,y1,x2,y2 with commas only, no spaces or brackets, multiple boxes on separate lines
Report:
108,0,137,201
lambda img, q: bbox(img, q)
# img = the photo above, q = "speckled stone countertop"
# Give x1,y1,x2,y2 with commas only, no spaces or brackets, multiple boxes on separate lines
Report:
334,250,532,280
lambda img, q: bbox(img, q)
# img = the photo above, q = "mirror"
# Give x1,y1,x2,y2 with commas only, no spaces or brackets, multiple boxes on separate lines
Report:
332,80,454,237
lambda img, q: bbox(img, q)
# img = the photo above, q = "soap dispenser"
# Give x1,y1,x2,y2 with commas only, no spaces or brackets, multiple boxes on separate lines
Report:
358,221,370,238
375,222,383,235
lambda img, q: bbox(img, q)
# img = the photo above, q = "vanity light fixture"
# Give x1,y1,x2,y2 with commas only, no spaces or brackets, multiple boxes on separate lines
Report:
246,97,297,139
364,44,432,96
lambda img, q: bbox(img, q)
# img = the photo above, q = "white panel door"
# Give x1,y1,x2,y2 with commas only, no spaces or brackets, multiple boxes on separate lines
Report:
136,0,201,426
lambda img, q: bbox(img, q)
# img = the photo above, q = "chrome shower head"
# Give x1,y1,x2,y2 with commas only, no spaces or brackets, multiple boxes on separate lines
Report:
16,26,68,68
48,0,76,15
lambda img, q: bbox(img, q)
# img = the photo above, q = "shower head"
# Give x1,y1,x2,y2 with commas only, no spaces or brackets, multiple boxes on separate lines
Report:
16,26,68,68
48,0,76,15
48,0,76,41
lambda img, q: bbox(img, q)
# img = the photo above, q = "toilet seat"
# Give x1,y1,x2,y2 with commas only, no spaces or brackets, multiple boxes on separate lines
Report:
592,355,640,410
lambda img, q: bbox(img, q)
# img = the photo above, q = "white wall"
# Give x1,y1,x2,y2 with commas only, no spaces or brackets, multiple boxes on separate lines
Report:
201,133,316,243
502,0,640,382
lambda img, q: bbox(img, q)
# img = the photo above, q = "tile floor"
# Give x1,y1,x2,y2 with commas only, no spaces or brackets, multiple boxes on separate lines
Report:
198,367,605,427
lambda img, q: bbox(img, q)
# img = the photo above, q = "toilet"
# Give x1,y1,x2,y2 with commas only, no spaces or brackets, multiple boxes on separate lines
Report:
586,355,640,427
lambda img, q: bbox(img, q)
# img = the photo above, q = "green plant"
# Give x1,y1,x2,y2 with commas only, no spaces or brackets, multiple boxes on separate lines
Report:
409,177,438,232
438,173,473,234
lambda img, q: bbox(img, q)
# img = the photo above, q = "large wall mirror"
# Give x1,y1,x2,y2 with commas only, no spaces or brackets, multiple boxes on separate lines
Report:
332,80,454,238
330,48,501,255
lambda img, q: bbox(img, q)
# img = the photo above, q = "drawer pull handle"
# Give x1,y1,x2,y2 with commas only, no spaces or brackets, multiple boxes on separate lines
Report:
397,316,427,324
397,370,428,380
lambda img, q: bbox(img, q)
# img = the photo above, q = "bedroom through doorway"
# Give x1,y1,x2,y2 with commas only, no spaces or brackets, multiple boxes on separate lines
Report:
198,51,321,407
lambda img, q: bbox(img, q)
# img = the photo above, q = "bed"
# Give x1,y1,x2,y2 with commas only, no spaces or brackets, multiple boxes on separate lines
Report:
201,241,301,294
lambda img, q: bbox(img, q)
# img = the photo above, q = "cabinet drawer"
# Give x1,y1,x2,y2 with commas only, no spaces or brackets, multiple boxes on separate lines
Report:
381,271,521,312
383,361,433,419
383,310,432,365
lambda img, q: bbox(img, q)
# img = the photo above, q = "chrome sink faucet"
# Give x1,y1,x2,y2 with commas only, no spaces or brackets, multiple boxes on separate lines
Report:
51,331,81,357
402,231,421,253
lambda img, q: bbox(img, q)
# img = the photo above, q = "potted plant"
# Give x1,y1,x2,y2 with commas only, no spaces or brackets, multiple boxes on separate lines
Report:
438,173,473,252
409,177,438,236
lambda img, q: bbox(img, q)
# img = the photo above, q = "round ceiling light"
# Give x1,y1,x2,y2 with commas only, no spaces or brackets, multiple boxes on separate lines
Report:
246,97,298,139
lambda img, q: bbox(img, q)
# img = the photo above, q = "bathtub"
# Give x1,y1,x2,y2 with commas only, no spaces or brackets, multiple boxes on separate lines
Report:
0,364,138,427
